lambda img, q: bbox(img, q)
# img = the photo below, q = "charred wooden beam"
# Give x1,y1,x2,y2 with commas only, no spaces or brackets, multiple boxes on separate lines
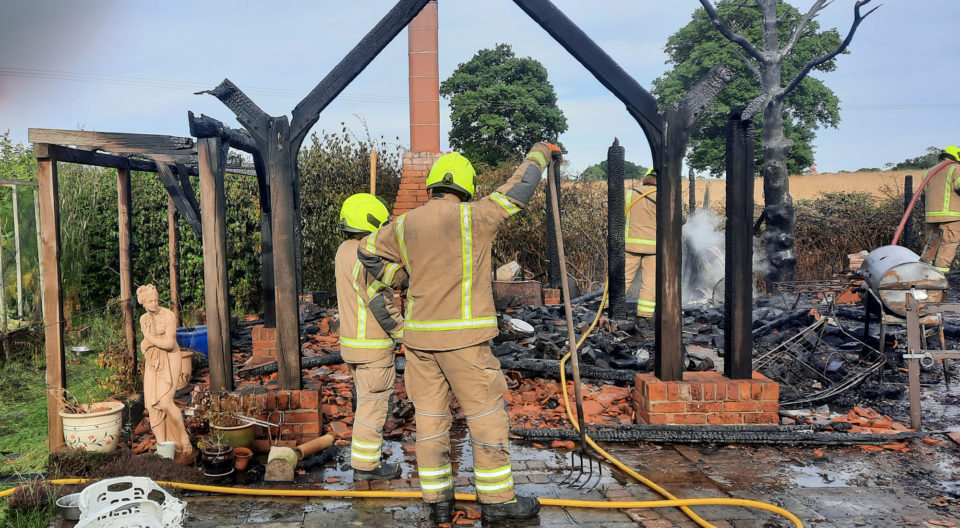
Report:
512,0,662,164
28,128,194,158
154,161,202,238
253,152,276,328
188,111,258,154
288,0,432,146
32,143,198,175
724,107,755,379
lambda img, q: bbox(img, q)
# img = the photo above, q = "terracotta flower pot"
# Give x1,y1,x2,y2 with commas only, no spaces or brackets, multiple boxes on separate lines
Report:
233,447,253,471
59,401,125,453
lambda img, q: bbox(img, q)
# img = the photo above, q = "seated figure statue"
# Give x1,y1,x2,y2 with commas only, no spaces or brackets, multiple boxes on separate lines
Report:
137,284,194,464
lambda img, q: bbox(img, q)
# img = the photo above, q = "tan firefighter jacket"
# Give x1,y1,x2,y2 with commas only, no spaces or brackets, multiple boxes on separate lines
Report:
335,238,406,363
924,160,960,223
625,184,657,255
358,144,551,351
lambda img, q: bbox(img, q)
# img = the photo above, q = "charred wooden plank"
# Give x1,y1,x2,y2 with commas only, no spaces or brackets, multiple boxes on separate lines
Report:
28,128,194,157
724,107,755,379
32,143,198,175
154,160,202,238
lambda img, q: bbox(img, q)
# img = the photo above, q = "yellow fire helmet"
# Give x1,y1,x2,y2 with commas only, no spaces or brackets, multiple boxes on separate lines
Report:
426,152,477,199
339,193,389,234
942,146,960,163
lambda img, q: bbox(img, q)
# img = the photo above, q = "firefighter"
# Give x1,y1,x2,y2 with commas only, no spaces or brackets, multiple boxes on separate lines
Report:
335,193,406,481
625,168,657,321
922,146,960,273
357,144,558,524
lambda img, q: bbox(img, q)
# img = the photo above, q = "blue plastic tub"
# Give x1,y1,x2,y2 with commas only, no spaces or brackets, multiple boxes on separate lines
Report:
176,325,208,357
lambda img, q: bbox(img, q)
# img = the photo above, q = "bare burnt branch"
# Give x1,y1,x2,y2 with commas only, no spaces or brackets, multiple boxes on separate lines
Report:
779,0,879,99
699,0,764,62
779,0,829,59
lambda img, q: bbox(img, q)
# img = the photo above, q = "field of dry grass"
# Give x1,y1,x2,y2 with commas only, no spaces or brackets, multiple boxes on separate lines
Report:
686,170,918,209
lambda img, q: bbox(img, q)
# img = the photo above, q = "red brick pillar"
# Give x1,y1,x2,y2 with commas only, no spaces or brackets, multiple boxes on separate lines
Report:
395,0,441,216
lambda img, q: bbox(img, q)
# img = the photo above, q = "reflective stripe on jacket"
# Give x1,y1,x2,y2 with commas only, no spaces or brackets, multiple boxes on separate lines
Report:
359,149,549,350
925,161,960,223
335,238,405,362
625,184,657,254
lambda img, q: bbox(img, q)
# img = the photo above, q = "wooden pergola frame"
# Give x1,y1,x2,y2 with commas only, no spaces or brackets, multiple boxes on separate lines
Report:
30,128,261,449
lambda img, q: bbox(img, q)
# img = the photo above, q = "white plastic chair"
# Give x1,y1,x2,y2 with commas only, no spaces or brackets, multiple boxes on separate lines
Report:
77,476,186,528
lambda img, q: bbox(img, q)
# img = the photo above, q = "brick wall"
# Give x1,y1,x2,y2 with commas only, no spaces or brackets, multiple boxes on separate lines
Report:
633,371,779,425
241,389,322,452
394,151,442,216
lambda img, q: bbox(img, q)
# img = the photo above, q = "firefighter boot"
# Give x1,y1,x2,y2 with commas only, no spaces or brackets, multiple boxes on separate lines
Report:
481,496,541,523
427,500,454,524
353,461,401,481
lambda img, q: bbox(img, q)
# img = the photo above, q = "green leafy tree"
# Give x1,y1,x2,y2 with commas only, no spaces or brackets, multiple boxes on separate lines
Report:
440,43,568,167
653,1,846,177
655,0,876,282
886,147,941,171
580,160,649,181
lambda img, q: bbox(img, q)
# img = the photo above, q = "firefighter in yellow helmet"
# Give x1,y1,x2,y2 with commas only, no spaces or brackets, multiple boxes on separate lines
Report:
922,146,960,273
625,168,657,321
335,193,406,481
358,144,558,524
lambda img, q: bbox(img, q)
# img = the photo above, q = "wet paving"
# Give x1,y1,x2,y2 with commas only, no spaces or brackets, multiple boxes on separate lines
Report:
180,421,960,528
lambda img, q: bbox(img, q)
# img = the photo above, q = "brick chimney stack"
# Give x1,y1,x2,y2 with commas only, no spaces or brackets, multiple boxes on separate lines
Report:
395,0,441,216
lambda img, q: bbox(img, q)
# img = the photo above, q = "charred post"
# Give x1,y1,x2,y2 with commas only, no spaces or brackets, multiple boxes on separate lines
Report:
724,107,755,379
607,138,626,320
903,174,914,248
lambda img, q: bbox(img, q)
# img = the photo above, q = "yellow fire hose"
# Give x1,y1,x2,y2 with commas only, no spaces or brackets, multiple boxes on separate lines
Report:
0,189,801,527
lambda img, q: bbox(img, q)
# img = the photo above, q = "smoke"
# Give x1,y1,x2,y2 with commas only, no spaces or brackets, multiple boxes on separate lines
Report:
681,209,726,304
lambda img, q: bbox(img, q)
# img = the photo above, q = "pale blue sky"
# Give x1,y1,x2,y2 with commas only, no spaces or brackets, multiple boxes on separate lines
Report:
0,1,955,174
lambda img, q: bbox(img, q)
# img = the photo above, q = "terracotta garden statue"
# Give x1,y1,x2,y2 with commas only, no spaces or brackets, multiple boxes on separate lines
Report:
138,284,194,464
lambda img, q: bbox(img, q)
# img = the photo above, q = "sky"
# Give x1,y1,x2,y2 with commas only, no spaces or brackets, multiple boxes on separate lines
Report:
0,0,956,175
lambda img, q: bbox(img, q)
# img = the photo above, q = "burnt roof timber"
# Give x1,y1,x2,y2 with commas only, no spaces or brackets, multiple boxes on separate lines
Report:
28,128,195,158
32,143,199,175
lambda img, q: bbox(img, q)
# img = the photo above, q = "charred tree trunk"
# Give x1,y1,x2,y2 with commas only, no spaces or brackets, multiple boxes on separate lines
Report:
760,97,797,283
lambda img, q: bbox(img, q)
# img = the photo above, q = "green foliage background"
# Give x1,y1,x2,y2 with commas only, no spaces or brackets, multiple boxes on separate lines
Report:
652,0,844,176
580,159,650,181
0,128,401,321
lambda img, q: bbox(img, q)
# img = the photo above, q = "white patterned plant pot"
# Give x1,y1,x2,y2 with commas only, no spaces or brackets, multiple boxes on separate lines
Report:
60,401,125,453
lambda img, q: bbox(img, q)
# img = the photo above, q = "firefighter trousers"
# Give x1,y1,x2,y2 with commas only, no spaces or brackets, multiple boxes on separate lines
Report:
922,221,960,274
626,251,656,318
405,344,515,504
345,350,396,471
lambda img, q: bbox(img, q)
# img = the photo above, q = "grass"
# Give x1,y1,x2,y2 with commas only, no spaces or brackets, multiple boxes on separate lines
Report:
0,314,118,527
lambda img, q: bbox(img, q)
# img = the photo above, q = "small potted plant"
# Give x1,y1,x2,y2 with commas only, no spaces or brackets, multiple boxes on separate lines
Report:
202,391,263,448
197,432,235,477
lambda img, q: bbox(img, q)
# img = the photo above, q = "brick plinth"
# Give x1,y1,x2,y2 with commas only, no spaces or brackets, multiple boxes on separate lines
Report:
394,151,442,216
632,371,779,425
543,288,561,305
250,324,277,359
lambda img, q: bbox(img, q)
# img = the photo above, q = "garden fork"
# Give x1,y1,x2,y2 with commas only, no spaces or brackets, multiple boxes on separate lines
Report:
545,156,603,492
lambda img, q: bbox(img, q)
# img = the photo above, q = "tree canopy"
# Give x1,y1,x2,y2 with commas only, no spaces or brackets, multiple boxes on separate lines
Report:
886,146,941,171
440,43,568,167
652,1,844,176
580,160,649,181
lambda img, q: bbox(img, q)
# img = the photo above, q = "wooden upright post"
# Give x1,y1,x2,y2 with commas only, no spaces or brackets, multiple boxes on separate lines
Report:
370,150,378,195
168,196,180,326
266,120,302,390
11,186,23,318
36,147,66,450
655,110,685,381
197,138,233,392
117,168,136,380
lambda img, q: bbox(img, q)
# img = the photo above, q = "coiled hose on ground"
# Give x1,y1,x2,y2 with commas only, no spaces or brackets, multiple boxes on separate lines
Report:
0,190,803,527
